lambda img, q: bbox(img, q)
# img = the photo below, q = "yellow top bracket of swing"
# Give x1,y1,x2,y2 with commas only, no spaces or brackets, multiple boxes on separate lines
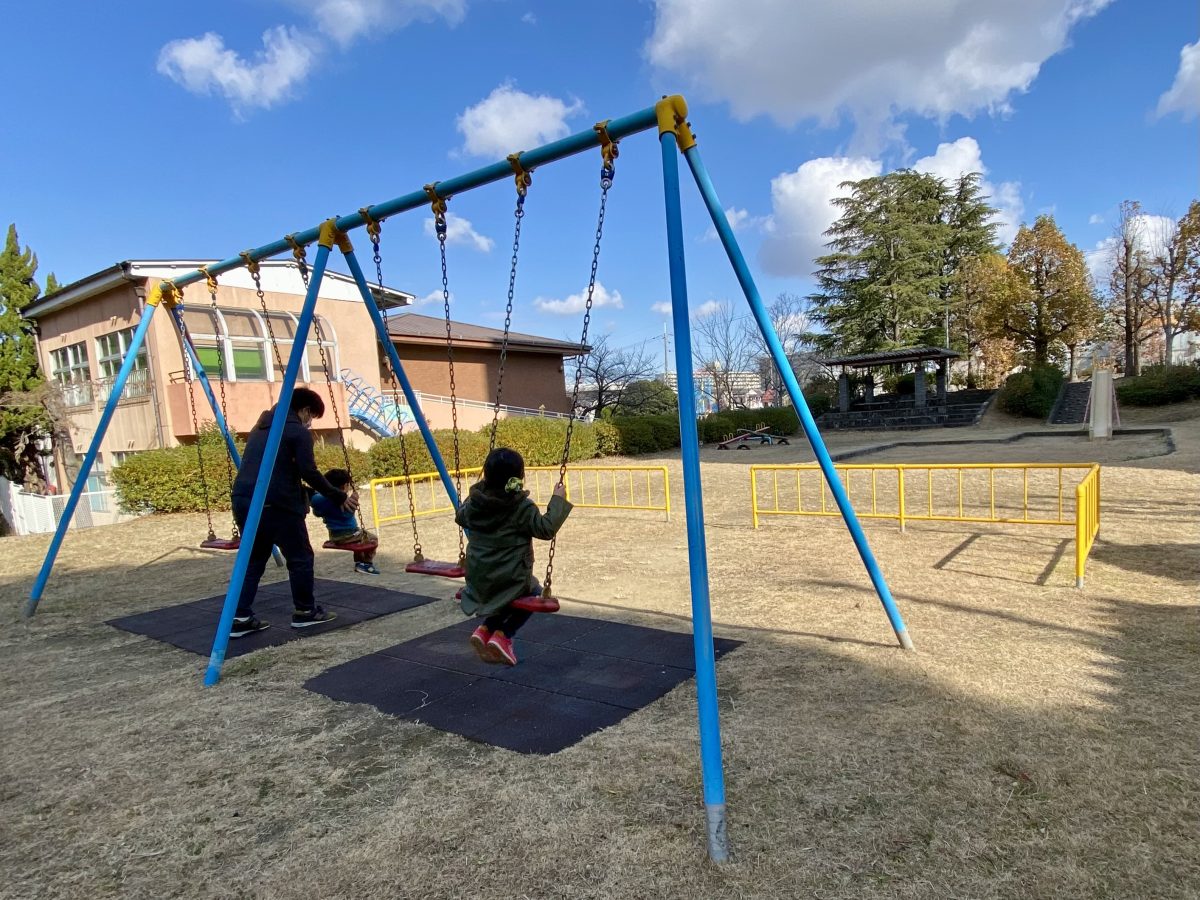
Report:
284,232,310,266
317,217,353,252
593,120,620,165
147,281,182,308
358,206,382,241
424,183,448,218
655,94,696,152
239,250,261,277
197,265,219,296
507,153,532,195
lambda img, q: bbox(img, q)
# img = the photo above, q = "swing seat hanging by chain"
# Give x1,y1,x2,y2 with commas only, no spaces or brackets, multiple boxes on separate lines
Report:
406,558,466,579
201,535,241,551
454,588,558,613
322,538,379,553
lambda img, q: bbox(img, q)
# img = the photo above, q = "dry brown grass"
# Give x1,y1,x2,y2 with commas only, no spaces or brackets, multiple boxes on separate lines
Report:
1,416,1198,899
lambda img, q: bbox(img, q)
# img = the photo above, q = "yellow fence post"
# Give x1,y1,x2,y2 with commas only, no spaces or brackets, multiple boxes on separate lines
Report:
897,467,906,533
751,468,759,529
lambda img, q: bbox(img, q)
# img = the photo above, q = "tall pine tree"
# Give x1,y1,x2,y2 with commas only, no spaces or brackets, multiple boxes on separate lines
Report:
0,224,52,481
810,170,998,354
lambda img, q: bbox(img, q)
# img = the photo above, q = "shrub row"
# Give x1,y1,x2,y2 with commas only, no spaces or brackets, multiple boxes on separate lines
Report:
997,365,1065,419
113,406,804,513
1116,364,1200,406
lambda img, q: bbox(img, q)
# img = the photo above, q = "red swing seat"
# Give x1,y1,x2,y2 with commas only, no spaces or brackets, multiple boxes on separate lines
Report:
200,536,240,551
406,559,466,579
322,539,379,553
454,588,559,614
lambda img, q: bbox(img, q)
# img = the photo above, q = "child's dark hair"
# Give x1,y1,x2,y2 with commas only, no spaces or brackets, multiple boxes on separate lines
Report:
291,387,326,418
324,468,352,489
482,447,525,493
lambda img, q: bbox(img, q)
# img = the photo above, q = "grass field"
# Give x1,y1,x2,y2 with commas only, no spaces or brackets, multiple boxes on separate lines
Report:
2,416,1197,899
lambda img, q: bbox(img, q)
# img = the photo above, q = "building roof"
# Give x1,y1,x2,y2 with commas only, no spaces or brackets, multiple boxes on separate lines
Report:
821,346,961,368
21,259,414,320
386,312,589,356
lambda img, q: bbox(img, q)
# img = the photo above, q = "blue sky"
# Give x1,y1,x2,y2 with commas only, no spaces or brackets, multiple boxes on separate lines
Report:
2,0,1196,365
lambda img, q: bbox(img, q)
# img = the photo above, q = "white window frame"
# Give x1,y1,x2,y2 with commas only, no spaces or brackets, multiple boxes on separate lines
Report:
50,342,92,406
186,307,338,385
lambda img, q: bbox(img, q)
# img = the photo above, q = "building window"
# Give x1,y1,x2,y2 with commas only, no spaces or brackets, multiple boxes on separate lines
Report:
95,328,150,402
50,342,92,406
180,305,337,384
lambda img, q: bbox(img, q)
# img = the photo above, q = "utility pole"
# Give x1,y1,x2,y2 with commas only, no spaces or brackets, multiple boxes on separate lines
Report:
662,323,671,381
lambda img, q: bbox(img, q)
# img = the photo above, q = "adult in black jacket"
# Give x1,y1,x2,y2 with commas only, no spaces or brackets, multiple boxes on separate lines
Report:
229,388,357,636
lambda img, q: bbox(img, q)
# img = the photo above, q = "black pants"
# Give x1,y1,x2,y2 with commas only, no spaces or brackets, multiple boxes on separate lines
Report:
233,500,315,617
484,607,532,638
483,577,540,637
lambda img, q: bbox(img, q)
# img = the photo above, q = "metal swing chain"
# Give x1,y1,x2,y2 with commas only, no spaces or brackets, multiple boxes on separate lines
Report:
241,252,286,377
287,237,355,476
200,267,239,538
171,286,218,541
362,211,424,562
544,140,616,598
490,156,532,451
427,184,466,565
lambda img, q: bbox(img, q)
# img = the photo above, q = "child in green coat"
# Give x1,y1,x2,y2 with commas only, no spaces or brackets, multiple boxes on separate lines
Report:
455,447,572,666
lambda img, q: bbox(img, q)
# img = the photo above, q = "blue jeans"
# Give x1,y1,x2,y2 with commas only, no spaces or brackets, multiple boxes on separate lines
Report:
232,501,315,617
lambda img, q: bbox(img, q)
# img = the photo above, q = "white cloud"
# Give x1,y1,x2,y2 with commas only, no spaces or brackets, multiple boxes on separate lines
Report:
693,300,723,318
157,27,318,115
456,83,583,158
759,156,882,278
413,289,447,307
912,137,1023,246
422,213,494,252
293,0,467,47
1089,213,1105,225
702,206,768,241
534,281,623,315
521,11,537,25
158,1,465,113
1156,41,1200,121
651,301,673,315
646,0,1112,148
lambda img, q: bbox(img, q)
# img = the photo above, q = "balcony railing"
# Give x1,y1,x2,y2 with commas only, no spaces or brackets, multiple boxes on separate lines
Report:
95,368,152,403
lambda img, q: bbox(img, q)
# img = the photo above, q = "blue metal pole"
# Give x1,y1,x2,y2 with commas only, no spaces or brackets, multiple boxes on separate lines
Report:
203,238,332,686
143,106,663,293
683,145,914,651
171,306,284,568
339,248,460,509
660,128,730,863
25,299,162,616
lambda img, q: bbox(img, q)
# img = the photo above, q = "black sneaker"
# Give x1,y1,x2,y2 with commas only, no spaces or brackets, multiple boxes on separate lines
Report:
230,616,269,638
291,606,337,629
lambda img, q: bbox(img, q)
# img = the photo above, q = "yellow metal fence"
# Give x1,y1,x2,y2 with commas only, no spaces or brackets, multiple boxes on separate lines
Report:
750,463,1102,587
370,464,671,530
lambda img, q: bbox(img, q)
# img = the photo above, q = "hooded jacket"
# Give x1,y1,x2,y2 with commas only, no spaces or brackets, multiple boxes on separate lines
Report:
454,480,572,617
232,407,347,516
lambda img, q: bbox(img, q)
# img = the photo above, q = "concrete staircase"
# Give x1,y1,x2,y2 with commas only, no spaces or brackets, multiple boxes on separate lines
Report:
818,389,996,431
1048,380,1092,425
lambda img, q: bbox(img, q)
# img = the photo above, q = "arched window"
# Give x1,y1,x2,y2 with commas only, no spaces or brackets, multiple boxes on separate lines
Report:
180,307,337,383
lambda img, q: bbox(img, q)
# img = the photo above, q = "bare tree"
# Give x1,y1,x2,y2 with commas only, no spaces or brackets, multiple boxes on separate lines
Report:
692,300,759,410
742,292,815,403
1146,202,1200,365
572,334,657,417
1107,201,1158,375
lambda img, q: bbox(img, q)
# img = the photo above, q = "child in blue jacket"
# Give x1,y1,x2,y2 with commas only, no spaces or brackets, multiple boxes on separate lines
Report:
311,468,379,575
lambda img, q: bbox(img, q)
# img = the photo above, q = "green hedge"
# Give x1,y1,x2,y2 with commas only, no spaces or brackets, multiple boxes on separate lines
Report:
997,364,1065,418
112,426,372,514
1116,364,1200,406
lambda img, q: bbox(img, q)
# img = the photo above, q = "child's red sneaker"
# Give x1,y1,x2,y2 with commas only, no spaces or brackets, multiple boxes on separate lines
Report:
469,625,496,662
487,631,518,666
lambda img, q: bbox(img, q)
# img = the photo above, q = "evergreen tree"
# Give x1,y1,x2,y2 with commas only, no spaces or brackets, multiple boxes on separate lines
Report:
987,215,1098,366
810,169,998,354
0,224,52,482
